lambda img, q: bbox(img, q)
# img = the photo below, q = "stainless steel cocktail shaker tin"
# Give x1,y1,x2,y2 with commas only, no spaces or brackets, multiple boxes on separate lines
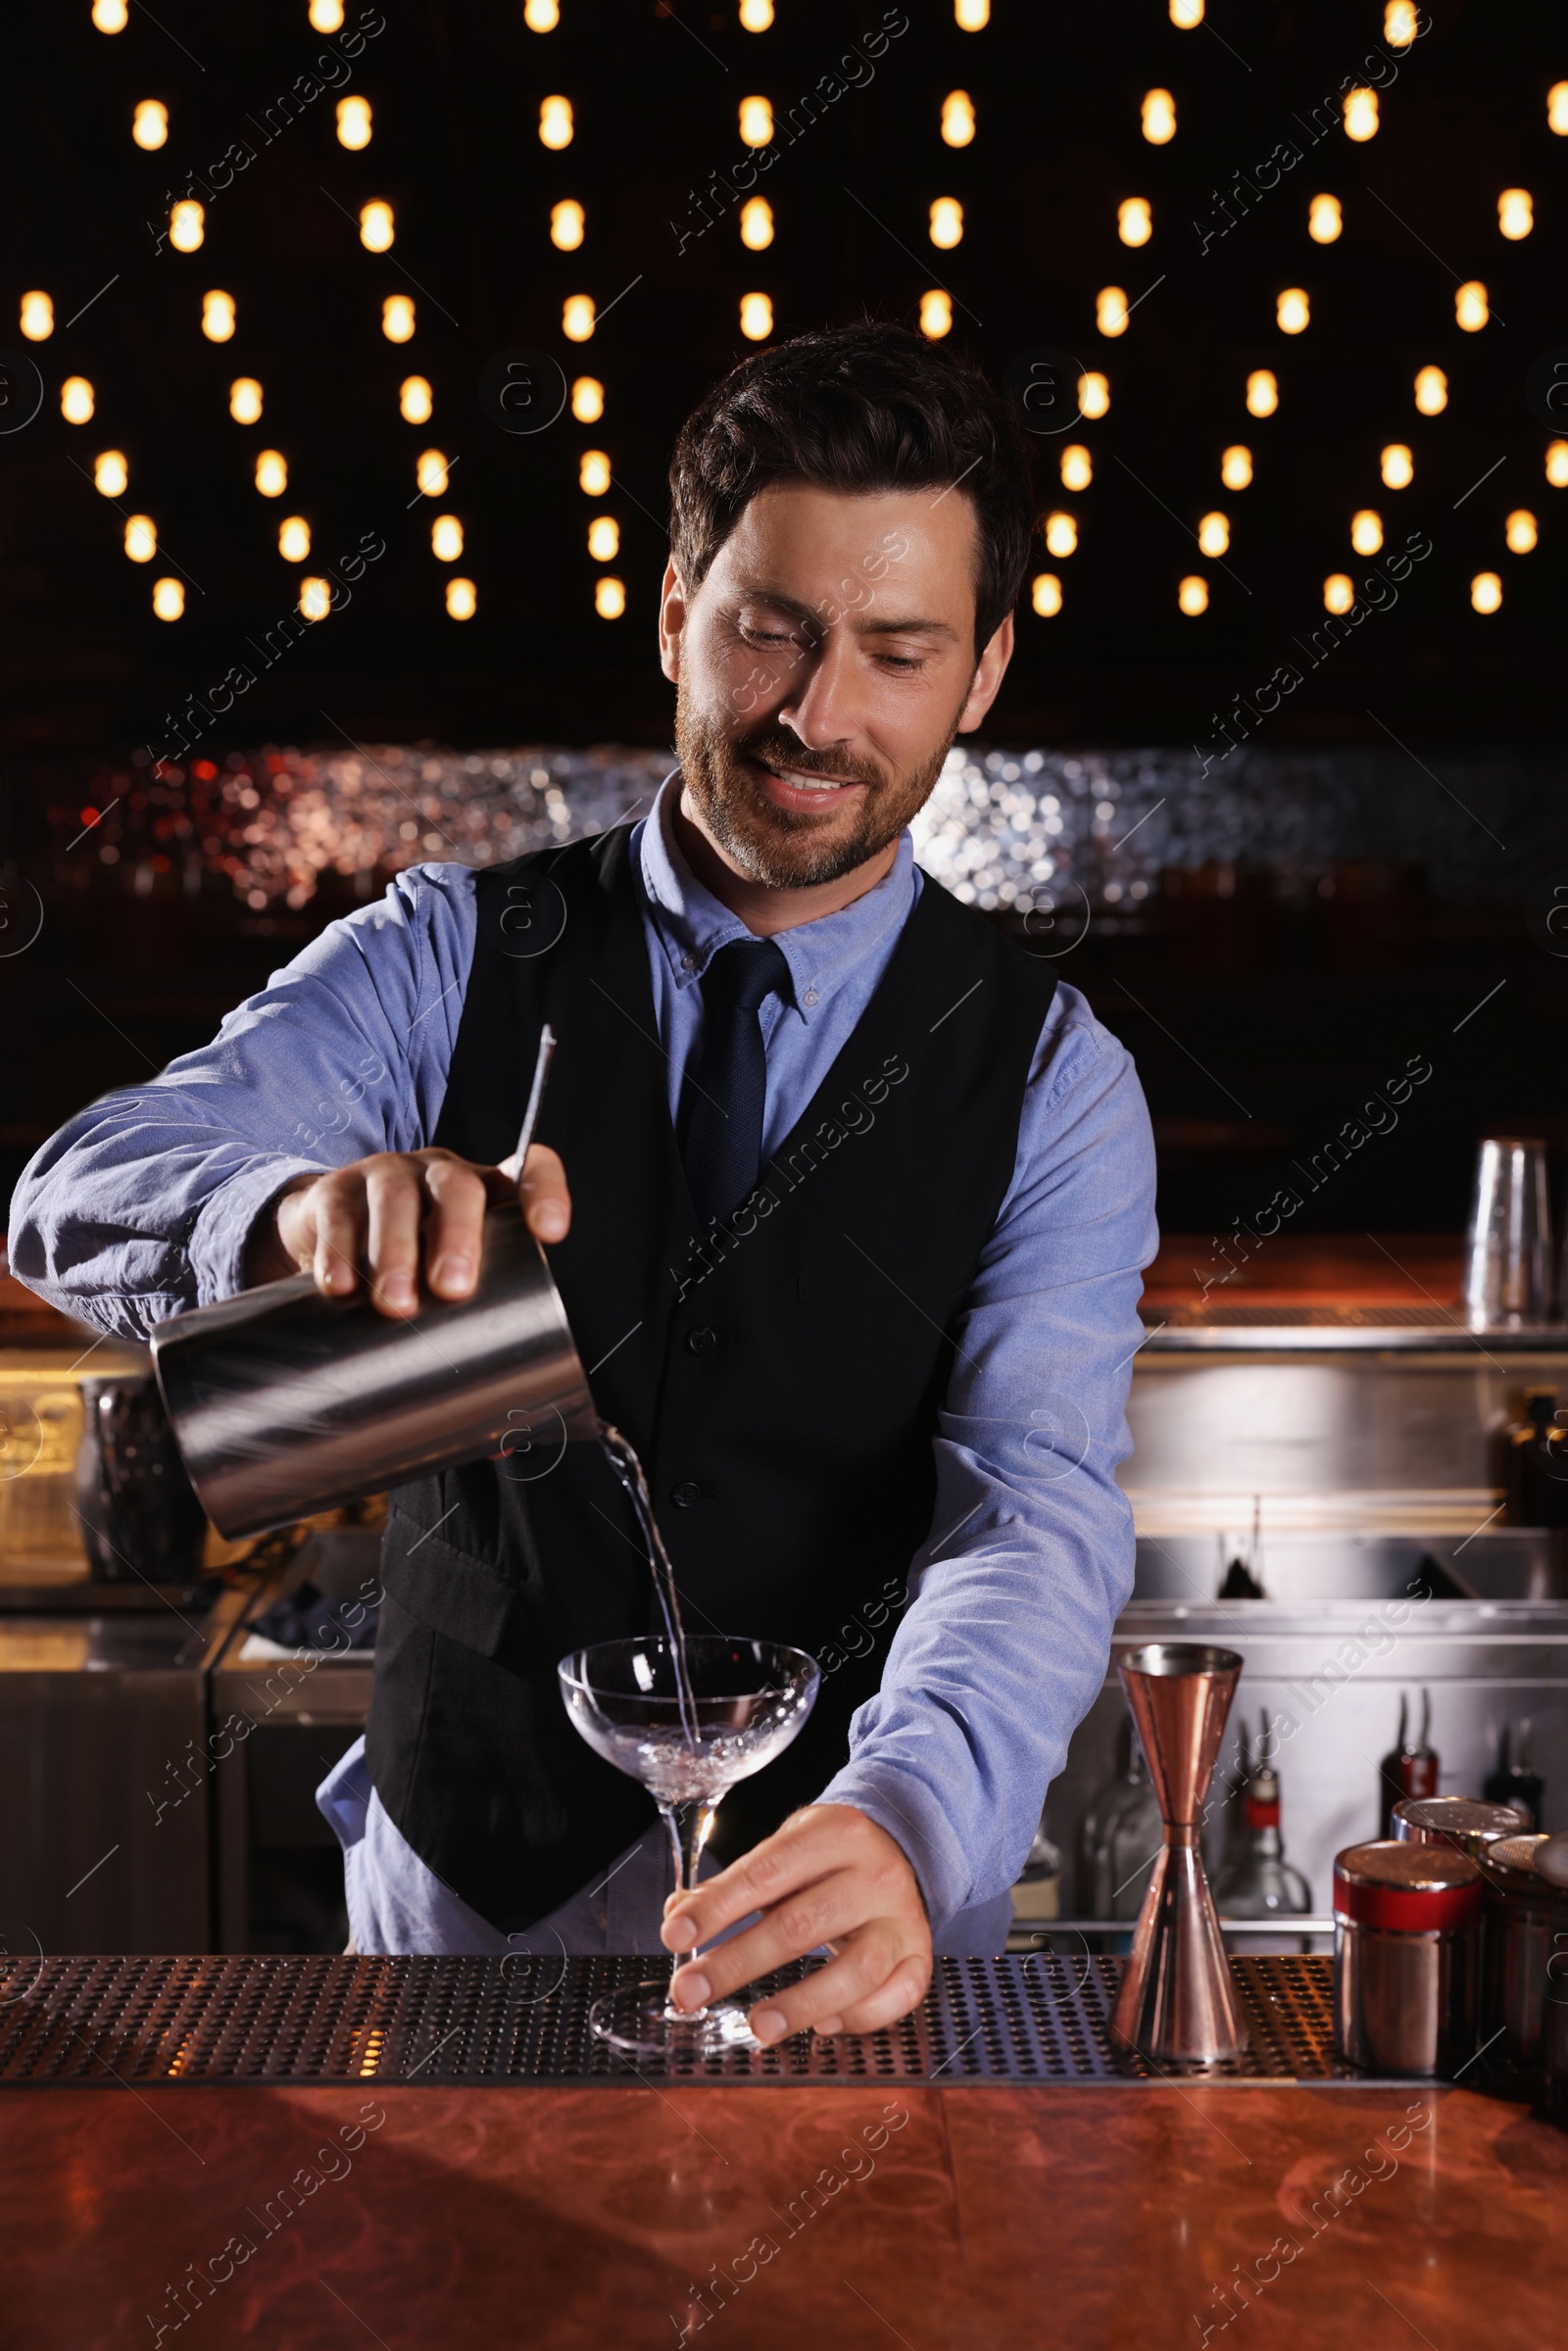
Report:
150,1200,599,1540
1333,1838,1481,2078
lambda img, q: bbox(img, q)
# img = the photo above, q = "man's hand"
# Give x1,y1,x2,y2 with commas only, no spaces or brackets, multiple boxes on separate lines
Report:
662,1804,932,2045
244,1145,571,1316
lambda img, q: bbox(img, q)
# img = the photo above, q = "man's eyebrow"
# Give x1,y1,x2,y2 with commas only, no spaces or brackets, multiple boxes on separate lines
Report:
732,586,958,641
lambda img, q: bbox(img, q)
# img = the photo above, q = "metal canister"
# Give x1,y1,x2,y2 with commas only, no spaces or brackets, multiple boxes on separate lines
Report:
1536,1836,1568,2120
1393,1795,1531,1858
149,1200,599,1540
1480,1832,1560,2075
1334,1839,1481,2078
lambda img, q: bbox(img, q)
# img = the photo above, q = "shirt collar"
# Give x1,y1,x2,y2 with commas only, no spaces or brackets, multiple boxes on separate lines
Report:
631,772,918,1025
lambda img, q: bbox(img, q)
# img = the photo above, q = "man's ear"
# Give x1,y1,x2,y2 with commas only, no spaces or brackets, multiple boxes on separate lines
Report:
956,612,1014,734
659,557,689,685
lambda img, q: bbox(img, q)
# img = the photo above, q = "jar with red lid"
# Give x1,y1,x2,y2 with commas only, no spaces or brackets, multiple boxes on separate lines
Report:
1334,1839,1481,2078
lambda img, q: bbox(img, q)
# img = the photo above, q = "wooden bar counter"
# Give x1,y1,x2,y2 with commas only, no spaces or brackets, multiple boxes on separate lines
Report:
4,2075,1563,2346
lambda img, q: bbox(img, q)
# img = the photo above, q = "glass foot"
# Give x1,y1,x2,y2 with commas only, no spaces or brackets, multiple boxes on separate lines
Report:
589,1983,762,2056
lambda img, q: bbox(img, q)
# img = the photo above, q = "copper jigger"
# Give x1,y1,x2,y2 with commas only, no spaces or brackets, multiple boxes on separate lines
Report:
1109,1641,1251,2065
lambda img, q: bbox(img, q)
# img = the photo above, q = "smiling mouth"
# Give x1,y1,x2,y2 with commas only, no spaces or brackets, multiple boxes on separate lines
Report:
751,755,866,796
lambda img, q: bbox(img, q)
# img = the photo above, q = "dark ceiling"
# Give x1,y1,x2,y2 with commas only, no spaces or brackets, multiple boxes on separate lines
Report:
3,0,1564,755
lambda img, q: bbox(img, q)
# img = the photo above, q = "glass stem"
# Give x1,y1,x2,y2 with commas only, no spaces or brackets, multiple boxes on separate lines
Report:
662,1797,718,1899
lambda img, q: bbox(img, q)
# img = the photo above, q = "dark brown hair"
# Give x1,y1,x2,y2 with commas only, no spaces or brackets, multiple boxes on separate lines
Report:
668,321,1035,652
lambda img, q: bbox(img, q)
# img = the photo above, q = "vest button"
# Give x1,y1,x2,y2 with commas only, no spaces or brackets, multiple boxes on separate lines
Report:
685,1326,716,1355
670,1480,702,1508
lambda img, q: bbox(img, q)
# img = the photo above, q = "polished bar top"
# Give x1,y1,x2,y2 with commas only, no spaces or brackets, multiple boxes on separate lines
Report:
5,2079,1564,2347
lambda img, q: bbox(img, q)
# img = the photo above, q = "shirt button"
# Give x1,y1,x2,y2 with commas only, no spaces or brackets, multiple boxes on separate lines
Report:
685,1327,716,1355
681,952,698,972
670,1480,702,1508
803,988,819,1007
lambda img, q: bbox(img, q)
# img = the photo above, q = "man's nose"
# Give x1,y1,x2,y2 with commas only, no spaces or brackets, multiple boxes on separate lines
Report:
775,630,862,751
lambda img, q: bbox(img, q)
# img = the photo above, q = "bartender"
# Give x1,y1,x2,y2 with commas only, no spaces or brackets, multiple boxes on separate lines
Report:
11,322,1154,2046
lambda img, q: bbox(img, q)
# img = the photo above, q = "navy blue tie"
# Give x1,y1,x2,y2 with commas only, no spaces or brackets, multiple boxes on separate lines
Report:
679,936,793,1226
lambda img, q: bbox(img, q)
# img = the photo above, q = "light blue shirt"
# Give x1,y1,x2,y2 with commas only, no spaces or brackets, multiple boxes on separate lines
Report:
10,777,1157,1947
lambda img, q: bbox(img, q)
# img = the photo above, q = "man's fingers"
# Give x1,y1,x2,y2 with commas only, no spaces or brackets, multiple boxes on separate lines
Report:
423,1157,489,1298
517,1143,571,1244
364,1160,424,1317
310,1180,364,1299
815,1953,933,2039
666,1866,864,2011
732,1926,919,2046
662,1814,841,1953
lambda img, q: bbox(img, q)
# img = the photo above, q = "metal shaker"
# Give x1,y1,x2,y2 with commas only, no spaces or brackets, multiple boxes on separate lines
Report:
1479,1832,1559,2077
1536,1836,1568,2121
1333,1839,1481,2077
1463,1137,1552,1330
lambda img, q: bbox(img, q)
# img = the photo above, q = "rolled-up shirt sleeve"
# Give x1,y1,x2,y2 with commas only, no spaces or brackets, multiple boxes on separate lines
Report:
7,865,476,1339
816,983,1157,1934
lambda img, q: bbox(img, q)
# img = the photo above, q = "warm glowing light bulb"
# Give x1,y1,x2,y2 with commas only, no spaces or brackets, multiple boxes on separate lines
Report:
382,295,415,342
20,291,52,340
446,577,477,619
152,576,183,621
1344,89,1378,140
1078,371,1109,418
255,450,287,496
1142,89,1176,144
1220,445,1252,490
1031,573,1062,616
1323,574,1354,614
739,0,772,25
1350,510,1383,556
1246,368,1278,417
132,100,168,150
595,576,626,618
929,198,963,249
93,0,127,28
399,375,432,424
124,515,156,562
1547,441,1568,488
300,576,332,621
1498,189,1533,240
539,95,573,148
310,0,345,27
562,294,596,341
431,514,464,561
1551,83,1568,136
587,515,619,561
740,291,773,340
1308,193,1342,243
359,201,394,252
61,376,94,423
579,450,611,495
1414,365,1447,415
337,96,372,149
278,516,311,562
1044,512,1077,559
1276,287,1309,334
1170,0,1203,22
524,0,560,25
170,200,204,252
1197,512,1229,557
740,197,773,250
919,291,953,339
571,376,604,422
739,96,773,146
1385,2,1417,43
1455,280,1489,331
1506,509,1538,554
551,200,585,251
94,451,127,496
1470,571,1501,613
942,91,975,147
1096,286,1129,337
1060,445,1092,491
1381,443,1413,489
201,290,235,342
416,449,449,496
1178,575,1208,615
955,0,989,25
1118,198,1152,247
229,377,263,423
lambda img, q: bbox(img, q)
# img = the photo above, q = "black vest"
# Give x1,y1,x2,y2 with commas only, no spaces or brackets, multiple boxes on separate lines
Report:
366,826,1056,1930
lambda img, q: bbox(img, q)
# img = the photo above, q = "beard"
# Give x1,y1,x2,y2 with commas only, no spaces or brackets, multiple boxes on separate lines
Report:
674,674,965,890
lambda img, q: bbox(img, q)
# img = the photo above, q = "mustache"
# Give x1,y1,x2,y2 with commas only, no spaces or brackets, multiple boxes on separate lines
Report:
734,732,882,790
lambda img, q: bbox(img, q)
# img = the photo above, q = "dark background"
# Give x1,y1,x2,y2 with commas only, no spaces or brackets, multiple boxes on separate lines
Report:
2,0,1565,1244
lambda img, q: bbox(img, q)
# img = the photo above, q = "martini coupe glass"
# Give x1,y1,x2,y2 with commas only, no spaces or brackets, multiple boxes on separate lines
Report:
557,1634,819,2055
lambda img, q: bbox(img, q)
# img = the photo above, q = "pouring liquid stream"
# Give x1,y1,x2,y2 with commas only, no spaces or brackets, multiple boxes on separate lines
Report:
597,1421,700,1748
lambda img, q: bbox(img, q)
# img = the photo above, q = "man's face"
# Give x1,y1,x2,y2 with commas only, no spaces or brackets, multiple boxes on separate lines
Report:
661,481,1013,891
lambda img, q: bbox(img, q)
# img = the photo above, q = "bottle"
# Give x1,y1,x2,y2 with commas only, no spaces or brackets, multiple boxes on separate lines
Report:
1081,1718,1164,1921
1502,1390,1556,1523
1378,1690,1439,1837
1211,1755,1312,1919
1483,1721,1545,1832
1011,1825,1063,1922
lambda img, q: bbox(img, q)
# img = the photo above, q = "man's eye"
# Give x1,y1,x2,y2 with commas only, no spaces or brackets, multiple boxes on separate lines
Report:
876,653,923,672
